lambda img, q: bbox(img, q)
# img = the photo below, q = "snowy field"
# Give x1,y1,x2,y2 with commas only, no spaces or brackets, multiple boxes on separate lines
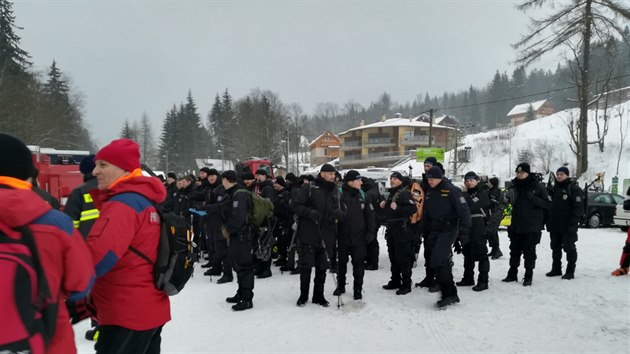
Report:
75,227,629,354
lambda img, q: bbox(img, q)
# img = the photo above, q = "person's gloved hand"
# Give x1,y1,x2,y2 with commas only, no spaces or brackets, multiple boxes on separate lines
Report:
308,210,321,224
188,208,207,216
221,226,230,239
453,240,462,254
331,209,346,222
66,297,95,324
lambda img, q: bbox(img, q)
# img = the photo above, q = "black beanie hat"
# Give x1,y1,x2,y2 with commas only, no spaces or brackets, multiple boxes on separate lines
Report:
200,167,212,175
167,172,177,179
464,171,479,180
390,171,404,181
515,162,531,174
207,168,219,176
426,166,444,179
556,166,570,176
0,133,34,181
424,157,438,166
285,172,297,185
489,177,499,187
255,169,268,176
222,170,238,183
274,176,286,187
241,172,255,180
79,155,96,175
320,163,336,173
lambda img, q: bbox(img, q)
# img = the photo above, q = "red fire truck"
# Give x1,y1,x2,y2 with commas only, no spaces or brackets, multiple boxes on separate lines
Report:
235,158,274,178
28,145,91,207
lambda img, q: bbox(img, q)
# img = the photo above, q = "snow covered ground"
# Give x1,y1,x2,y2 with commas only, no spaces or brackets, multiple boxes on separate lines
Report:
74,227,629,354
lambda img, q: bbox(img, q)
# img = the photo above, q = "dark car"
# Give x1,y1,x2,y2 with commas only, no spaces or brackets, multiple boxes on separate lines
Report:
583,192,625,228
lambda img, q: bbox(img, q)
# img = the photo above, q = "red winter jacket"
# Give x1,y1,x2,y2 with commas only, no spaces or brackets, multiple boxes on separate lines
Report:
0,177,95,354
87,171,170,330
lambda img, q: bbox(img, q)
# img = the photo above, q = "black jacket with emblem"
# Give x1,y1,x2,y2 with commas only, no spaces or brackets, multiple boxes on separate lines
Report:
462,185,491,239
290,175,339,248
204,180,226,231
382,184,417,225
507,175,551,234
255,179,277,203
422,179,471,238
222,184,252,236
337,184,377,245
547,178,583,233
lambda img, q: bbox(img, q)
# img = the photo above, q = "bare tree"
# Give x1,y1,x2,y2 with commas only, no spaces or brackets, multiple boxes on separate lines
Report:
534,141,555,173
514,0,630,177
615,102,628,175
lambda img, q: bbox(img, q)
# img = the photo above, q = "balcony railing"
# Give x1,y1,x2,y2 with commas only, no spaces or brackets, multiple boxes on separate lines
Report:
401,135,430,145
364,137,395,147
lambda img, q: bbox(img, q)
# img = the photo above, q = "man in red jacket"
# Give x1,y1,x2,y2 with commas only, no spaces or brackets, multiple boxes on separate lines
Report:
0,133,95,354
87,138,170,354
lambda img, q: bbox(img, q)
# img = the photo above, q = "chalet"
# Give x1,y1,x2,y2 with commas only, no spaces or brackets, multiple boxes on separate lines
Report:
507,99,555,126
309,131,340,166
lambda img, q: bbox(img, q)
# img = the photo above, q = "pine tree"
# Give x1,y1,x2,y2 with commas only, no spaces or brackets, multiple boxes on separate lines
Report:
525,104,536,122
120,119,137,140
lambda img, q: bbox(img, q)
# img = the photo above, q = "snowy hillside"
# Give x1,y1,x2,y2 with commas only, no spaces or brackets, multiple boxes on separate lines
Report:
446,101,630,188
74,227,628,354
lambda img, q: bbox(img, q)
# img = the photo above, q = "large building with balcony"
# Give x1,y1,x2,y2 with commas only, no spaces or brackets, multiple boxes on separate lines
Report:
309,130,340,166
338,114,457,169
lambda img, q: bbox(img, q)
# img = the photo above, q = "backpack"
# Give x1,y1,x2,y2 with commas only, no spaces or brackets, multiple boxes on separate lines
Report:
0,226,56,352
128,202,197,296
234,189,275,227
391,181,424,224
338,187,366,205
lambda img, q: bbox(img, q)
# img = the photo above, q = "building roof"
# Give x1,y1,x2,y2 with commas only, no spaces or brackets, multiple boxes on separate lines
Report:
507,99,548,117
309,131,339,149
339,115,455,135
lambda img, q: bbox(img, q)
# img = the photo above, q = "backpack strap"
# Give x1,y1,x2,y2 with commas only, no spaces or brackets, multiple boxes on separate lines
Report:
125,193,161,266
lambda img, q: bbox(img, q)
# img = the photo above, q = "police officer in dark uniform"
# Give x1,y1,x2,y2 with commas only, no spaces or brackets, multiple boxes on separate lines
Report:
334,170,377,300
272,176,293,268
415,157,438,290
486,177,506,259
161,172,178,213
457,171,491,292
422,166,471,308
291,163,340,307
221,170,255,311
546,166,583,280
503,163,551,286
203,169,233,283
380,171,417,295
361,177,381,271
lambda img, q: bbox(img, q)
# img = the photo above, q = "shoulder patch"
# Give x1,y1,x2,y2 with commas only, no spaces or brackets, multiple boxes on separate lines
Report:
110,193,152,213
233,200,239,208
575,196,581,202
32,209,75,237
459,196,467,204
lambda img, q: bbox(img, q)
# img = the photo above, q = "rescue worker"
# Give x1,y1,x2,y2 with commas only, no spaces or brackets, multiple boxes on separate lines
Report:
291,163,341,307
458,171,491,292
422,166,471,308
87,138,170,353
503,163,551,286
546,166,583,280
486,177,505,259
334,170,377,300
222,170,255,311
0,133,94,354
380,171,417,295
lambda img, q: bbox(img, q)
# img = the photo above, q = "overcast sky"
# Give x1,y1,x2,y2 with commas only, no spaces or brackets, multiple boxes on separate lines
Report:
14,0,558,147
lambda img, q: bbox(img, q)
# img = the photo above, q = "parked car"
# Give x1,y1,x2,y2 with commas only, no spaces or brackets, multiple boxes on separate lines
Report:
583,192,624,228
613,200,630,232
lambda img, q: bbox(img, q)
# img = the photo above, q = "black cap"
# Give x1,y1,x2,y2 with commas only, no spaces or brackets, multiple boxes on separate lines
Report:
167,172,177,179
274,176,286,187
424,157,438,166
285,172,297,185
79,155,96,175
343,170,362,183
207,168,220,176
426,166,443,179
306,175,315,182
489,177,499,187
200,167,212,175
0,133,34,181
464,171,479,180
515,162,531,174
320,163,336,172
222,170,237,183
241,172,255,180
255,169,268,176
556,166,569,176
390,171,404,181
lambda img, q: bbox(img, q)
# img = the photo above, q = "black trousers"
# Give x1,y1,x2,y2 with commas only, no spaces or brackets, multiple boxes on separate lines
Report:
508,231,540,271
212,229,232,276
298,243,329,299
230,232,254,301
429,229,458,298
365,237,379,267
385,223,415,287
462,231,490,283
95,325,163,354
337,241,367,290
549,231,578,271
486,230,500,249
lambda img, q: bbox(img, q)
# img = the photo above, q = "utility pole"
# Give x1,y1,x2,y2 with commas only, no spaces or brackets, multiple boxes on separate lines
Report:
428,108,434,148
286,129,290,171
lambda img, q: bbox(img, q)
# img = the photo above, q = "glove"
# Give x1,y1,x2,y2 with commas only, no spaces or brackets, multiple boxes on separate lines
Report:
453,240,462,254
221,226,230,240
308,210,321,224
188,208,207,216
331,209,346,222
66,298,94,324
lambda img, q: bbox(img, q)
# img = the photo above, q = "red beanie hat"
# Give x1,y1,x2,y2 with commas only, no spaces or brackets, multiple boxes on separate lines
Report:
95,138,141,172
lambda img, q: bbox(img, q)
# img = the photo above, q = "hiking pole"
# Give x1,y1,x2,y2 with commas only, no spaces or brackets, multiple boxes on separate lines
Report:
322,239,343,309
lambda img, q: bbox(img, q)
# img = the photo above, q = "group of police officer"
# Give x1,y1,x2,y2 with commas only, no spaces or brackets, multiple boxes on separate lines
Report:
158,156,582,310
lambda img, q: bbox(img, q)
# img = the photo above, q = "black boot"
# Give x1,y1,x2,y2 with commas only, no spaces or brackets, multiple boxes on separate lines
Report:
456,277,475,286
201,262,213,268
523,269,533,286
562,262,575,279
396,286,411,295
226,292,241,303
333,285,346,296
415,277,433,288
204,267,222,276
256,269,272,279
382,280,401,290
490,248,503,260
312,269,329,307
428,282,441,293
545,268,562,277
354,288,362,300
231,300,253,311
297,295,308,307
216,275,233,284
502,267,518,282
436,295,460,308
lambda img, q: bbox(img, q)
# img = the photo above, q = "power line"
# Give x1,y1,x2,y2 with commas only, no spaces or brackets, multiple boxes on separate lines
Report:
432,73,630,112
